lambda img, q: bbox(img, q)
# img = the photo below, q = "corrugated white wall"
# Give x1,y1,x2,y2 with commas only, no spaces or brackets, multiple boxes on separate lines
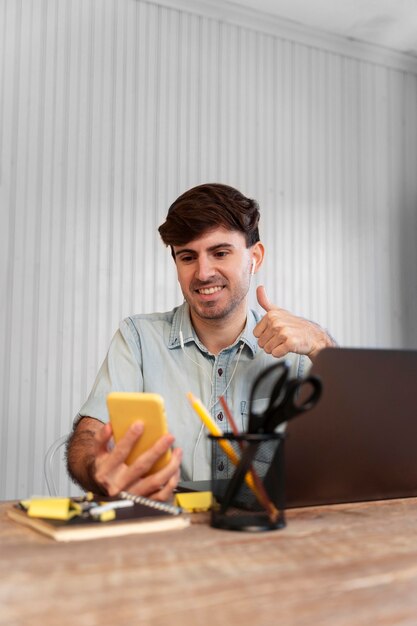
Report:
1,0,417,499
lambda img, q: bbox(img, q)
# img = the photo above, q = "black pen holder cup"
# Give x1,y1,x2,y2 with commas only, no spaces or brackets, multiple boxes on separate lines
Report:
208,432,286,532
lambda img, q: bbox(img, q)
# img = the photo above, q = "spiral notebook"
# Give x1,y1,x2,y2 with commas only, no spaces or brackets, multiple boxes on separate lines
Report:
7,492,190,542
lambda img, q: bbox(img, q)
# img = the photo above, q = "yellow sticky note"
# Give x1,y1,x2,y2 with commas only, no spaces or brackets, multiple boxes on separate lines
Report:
27,498,76,521
175,492,212,512
97,509,116,523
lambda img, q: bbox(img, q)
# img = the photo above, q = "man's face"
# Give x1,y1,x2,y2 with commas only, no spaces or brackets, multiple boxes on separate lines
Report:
173,227,260,323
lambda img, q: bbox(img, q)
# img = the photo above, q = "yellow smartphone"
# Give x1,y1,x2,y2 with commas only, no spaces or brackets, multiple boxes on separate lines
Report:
107,392,172,474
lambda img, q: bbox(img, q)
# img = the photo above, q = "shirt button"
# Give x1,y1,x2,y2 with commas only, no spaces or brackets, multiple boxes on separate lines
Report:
217,411,223,421
218,462,224,472
218,368,223,376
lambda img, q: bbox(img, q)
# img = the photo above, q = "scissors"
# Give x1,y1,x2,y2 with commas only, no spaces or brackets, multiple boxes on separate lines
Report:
247,361,322,433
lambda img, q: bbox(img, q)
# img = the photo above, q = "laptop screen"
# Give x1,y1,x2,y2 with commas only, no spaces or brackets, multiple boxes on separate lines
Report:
285,347,417,507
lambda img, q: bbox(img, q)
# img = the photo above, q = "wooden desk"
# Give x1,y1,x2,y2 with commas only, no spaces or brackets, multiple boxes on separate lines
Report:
2,498,417,625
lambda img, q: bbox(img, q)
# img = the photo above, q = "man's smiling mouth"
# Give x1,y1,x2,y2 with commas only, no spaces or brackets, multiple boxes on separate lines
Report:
196,286,223,295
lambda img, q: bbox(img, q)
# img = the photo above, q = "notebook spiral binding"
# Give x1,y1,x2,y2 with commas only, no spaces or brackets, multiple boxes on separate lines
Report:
118,490,183,516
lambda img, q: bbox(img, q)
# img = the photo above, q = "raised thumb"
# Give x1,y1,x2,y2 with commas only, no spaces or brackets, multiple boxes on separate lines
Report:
256,285,275,312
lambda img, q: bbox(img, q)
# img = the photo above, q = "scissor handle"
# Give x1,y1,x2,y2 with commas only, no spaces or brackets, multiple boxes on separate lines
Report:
262,375,322,432
247,361,290,433
249,361,289,413
288,375,322,413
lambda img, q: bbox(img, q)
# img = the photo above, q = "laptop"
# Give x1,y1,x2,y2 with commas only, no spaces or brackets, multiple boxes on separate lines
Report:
285,347,417,507
179,348,417,508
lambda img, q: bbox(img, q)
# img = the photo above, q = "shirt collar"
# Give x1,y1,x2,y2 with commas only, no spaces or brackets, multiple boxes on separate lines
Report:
241,309,260,356
168,302,194,349
168,301,259,357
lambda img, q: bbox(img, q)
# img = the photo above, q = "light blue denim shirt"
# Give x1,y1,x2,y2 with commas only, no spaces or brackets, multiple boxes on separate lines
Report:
78,302,310,481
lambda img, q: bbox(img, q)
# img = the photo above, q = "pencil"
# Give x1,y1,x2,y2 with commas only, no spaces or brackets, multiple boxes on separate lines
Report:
187,392,273,511
219,395,279,523
186,392,240,464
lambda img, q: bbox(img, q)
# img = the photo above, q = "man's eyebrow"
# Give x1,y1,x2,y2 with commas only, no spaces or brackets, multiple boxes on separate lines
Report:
207,243,235,252
175,243,235,256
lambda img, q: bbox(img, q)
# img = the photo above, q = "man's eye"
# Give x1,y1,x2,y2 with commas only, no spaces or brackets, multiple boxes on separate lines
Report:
215,251,228,258
179,256,194,263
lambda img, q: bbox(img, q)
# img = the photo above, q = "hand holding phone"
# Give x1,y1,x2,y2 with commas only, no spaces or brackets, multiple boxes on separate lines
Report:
107,392,172,475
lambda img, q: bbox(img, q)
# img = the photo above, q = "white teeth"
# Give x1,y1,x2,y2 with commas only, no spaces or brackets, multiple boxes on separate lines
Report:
198,286,222,295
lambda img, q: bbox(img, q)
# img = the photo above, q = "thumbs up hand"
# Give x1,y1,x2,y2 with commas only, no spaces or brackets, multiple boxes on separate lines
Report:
253,285,336,361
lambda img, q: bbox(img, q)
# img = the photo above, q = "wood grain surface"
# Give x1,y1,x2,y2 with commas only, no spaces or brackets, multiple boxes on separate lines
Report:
2,498,417,625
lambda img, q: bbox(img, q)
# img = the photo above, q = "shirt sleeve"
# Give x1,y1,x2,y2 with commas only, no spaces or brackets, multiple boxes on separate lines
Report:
76,319,144,424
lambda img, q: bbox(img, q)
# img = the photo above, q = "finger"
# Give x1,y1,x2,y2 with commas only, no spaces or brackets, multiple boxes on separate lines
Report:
150,468,182,502
126,433,175,479
127,448,183,496
105,421,145,471
254,309,285,341
256,285,275,312
253,315,267,338
140,445,182,489
255,321,279,347
94,422,114,455
262,335,289,358
140,445,182,486
105,433,177,495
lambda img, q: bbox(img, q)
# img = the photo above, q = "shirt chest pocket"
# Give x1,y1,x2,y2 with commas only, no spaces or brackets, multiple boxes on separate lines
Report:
240,398,285,467
240,398,271,429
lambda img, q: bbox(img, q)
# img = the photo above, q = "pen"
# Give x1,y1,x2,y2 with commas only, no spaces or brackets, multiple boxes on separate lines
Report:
88,500,134,516
186,392,262,501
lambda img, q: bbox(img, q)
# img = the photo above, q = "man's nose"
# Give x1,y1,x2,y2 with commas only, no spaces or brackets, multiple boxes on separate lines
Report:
195,257,215,281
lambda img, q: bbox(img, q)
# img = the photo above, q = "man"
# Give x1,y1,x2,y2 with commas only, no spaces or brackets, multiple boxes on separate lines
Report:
67,183,335,499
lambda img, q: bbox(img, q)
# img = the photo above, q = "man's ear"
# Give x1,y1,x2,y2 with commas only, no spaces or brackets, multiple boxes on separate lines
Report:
250,241,265,274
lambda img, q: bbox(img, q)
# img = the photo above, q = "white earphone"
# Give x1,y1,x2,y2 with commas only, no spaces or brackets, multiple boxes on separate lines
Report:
251,259,256,275
178,304,246,479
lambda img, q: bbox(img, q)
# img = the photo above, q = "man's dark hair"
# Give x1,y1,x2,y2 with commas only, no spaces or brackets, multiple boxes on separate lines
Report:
158,183,260,249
